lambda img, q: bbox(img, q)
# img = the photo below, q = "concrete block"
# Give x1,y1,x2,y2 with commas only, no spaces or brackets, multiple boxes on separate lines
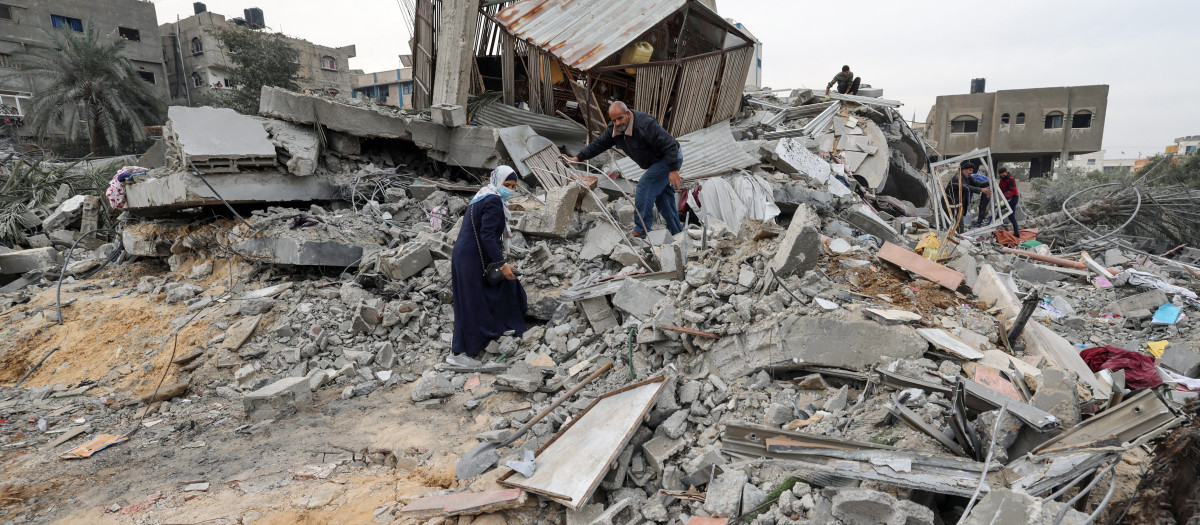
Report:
961,489,1044,525
411,374,455,401
579,220,623,260
611,279,665,321
326,131,361,155
377,243,433,280
236,237,365,268
243,377,312,421
1162,346,1200,376
0,247,61,275
514,185,582,238
708,317,927,380
841,203,907,247
1104,289,1169,317
830,489,899,525
642,435,685,473
136,139,167,169
42,195,86,231
579,296,619,333
430,104,467,128
79,196,103,233
609,244,641,268
121,229,171,257
566,497,638,525
261,118,319,176
974,264,1022,317
770,204,821,277
703,469,747,518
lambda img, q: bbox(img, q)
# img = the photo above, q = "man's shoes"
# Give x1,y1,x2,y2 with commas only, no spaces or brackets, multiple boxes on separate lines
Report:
630,230,645,238
446,354,482,367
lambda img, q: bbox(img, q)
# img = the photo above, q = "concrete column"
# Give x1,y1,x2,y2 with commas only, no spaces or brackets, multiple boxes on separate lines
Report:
432,0,479,107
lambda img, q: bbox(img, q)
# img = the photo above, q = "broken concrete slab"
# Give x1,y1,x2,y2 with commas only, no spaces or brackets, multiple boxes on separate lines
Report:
400,488,527,518
221,315,262,352
703,469,747,518
580,220,623,261
0,247,61,275
429,104,467,128
260,118,319,176
42,195,87,231
514,185,582,238
243,376,313,421
1104,289,1169,317
863,308,922,324
611,279,665,321
165,106,277,172
259,86,501,169
124,171,338,211
974,264,1023,317
579,296,619,333
770,204,821,278
709,317,927,380
916,328,984,360
374,243,433,280
236,237,365,268
877,242,964,290
841,204,907,247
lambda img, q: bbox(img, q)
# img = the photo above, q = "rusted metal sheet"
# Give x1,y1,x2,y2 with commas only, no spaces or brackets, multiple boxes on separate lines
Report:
496,0,687,71
612,120,758,182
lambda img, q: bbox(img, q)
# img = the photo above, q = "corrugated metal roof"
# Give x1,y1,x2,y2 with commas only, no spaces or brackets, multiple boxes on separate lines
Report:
474,102,587,153
496,0,686,71
611,120,759,181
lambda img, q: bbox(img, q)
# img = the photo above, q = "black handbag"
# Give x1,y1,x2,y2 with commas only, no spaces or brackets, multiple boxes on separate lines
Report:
469,201,507,285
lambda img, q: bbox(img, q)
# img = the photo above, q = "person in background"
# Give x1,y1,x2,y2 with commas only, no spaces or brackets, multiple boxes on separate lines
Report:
825,65,860,99
566,101,683,238
997,167,1021,236
970,165,993,228
448,166,527,367
944,161,990,233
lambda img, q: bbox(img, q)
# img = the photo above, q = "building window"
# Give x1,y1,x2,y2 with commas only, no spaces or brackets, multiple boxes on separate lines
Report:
1087,159,1096,166
1015,112,1026,125
289,49,301,64
137,71,155,84
1186,145,1196,155
950,116,979,134
0,53,15,68
1045,111,1064,129
0,5,12,20
191,37,203,55
191,73,203,88
401,82,413,95
320,55,337,71
118,27,140,41
50,14,83,32
1072,111,1092,129
1000,113,1010,125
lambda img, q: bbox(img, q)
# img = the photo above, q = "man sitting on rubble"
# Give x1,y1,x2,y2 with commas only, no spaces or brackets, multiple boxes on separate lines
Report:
825,65,860,99
944,160,990,233
566,101,683,238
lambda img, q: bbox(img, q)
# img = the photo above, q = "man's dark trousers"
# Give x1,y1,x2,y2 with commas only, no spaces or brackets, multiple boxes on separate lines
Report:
634,150,684,236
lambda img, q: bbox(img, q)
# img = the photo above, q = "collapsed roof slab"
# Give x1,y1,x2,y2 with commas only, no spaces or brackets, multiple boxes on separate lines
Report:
123,172,338,211
165,106,277,166
258,86,502,169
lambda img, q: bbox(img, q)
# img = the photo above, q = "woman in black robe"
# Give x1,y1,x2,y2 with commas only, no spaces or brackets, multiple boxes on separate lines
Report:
448,166,527,366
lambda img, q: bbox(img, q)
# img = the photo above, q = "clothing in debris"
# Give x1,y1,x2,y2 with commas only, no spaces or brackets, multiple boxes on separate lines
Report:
827,71,859,95
105,165,148,210
576,109,683,235
451,170,527,358
1081,345,1163,389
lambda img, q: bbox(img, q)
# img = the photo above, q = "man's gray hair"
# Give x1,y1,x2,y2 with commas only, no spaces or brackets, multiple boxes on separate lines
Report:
609,101,628,113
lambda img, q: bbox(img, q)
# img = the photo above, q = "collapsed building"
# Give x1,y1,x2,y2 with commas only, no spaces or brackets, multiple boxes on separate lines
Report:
2,6,1200,525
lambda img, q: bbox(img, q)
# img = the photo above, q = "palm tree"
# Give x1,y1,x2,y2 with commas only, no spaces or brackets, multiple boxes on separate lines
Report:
19,22,165,156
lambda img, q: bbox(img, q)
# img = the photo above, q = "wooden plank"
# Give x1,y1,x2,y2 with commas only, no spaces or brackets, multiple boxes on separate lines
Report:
916,328,984,360
877,242,965,291
400,488,527,518
499,377,667,509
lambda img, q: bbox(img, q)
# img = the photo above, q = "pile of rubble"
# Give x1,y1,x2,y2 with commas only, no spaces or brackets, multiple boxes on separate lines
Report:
2,86,1199,525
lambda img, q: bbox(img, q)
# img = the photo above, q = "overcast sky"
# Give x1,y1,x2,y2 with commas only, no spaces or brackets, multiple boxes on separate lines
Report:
154,0,1199,159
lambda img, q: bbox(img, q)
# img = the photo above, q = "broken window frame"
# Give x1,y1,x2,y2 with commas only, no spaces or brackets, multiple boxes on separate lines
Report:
1000,113,1010,125
118,26,140,41
0,5,12,21
137,71,155,84
1015,112,1026,125
190,37,203,55
320,55,337,71
1072,110,1092,129
950,116,980,134
1044,111,1064,130
925,147,1012,240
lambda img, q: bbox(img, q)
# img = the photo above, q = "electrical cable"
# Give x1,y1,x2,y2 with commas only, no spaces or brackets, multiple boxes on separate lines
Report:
186,158,258,233
56,228,114,325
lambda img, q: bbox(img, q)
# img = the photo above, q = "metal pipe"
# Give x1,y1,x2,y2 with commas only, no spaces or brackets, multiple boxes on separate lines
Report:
1052,458,1119,525
1007,294,1040,342
958,403,1009,523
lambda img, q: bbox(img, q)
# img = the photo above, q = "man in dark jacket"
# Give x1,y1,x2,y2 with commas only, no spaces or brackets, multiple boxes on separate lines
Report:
944,160,990,233
825,65,860,99
568,101,683,237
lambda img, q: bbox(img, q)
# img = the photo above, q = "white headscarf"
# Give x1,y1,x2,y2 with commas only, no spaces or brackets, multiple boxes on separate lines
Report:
469,165,517,235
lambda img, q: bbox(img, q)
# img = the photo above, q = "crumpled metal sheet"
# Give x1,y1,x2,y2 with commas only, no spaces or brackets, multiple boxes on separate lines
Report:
611,120,759,182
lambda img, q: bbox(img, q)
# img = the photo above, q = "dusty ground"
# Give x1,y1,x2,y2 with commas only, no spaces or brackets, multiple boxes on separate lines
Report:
0,264,525,524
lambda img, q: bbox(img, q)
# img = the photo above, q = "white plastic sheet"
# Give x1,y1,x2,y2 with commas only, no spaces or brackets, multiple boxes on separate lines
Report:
687,171,780,233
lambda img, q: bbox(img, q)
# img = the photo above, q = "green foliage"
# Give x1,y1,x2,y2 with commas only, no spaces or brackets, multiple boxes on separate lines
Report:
207,26,301,115
0,157,124,246
18,23,165,156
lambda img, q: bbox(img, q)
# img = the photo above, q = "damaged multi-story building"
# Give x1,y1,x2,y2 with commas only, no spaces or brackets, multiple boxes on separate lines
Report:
159,3,357,103
925,80,1109,176
0,0,170,127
